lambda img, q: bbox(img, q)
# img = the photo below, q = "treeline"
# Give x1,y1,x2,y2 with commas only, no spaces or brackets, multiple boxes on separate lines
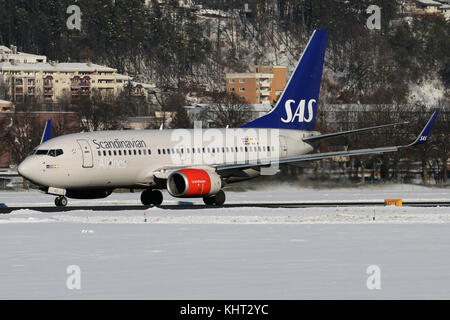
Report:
1,0,448,105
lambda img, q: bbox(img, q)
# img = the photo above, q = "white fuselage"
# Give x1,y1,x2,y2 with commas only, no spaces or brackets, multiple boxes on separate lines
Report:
18,128,317,190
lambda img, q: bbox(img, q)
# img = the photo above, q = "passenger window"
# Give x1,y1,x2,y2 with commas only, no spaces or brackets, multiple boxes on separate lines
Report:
36,149,49,155
113,150,117,156
158,149,161,155
148,149,151,155
133,150,137,155
118,150,122,156
167,149,170,155
103,151,107,156
245,147,248,152
138,150,142,155
98,151,101,156
143,149,146,155
162,149,166,155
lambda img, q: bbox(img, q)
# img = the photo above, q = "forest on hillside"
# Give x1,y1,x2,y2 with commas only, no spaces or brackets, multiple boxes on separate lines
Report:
0,0,448,106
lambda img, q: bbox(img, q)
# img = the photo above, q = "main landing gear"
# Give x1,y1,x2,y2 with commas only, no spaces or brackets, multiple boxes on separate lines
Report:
141,189,163,206
203,190,226,206
55,196,68,207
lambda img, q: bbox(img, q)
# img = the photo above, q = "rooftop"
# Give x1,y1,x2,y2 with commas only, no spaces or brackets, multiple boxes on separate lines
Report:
417,0,443,6
0,62,117,72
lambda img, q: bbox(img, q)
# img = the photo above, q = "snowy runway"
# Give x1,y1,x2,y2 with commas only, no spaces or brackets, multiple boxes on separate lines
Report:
1,185,450,299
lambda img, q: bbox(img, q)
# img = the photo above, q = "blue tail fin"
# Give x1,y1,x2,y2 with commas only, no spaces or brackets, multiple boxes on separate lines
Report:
241,29,328,130
40,120,52,144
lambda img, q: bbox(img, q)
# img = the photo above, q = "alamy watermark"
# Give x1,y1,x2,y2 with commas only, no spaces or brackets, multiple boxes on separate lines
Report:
66,265,81,290
366,265,382,290
366,5,381,30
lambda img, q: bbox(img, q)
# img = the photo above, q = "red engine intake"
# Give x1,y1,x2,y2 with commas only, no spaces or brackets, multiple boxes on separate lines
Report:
167,169,222,198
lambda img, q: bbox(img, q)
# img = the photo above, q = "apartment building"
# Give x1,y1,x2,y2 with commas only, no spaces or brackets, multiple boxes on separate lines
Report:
0,45,47,64
0,46,154,105
225,65,287,104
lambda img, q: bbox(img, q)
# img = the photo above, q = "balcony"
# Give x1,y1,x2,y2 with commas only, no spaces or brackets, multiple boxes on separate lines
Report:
260,80,271,87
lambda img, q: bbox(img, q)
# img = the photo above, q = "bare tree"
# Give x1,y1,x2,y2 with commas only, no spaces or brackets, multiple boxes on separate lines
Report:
198,93,252,128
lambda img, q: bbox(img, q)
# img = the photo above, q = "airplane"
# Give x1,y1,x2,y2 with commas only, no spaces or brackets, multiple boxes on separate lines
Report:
17,30,439,207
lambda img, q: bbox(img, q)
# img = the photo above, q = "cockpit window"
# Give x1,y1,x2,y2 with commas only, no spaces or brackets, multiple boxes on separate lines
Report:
35,149,49,155
48,149,63,157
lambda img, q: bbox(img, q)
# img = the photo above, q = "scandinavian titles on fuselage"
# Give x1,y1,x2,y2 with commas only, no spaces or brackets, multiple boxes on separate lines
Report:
92,138,147,150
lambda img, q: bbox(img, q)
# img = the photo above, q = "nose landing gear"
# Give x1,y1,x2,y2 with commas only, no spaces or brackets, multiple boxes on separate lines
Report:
55,196,68,207
141,189,163,206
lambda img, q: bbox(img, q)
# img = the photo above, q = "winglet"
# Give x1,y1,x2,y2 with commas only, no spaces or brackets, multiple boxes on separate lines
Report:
40,120,52,144
404,109,439,148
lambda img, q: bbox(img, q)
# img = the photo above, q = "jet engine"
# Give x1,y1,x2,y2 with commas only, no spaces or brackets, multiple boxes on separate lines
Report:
167,169,222,198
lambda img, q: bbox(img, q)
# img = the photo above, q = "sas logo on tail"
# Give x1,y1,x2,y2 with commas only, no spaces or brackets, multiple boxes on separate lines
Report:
281,99,316,123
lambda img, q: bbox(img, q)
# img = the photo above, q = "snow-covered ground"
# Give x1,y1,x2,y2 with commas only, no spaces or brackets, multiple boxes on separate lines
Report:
1,185,450,299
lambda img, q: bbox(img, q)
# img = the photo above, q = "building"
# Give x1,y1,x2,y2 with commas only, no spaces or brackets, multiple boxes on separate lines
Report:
0,45,47,64
0,46,155,105
225,65,287,104
439,3,450,19
415,0,446,14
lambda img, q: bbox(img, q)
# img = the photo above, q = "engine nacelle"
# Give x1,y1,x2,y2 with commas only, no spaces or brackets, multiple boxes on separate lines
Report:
167,169,222,198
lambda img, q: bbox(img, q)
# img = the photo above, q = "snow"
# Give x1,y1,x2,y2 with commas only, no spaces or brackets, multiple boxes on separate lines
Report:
1,185,450,299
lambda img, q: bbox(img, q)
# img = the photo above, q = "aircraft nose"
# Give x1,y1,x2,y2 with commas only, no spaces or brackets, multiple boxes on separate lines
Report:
18,158,34,180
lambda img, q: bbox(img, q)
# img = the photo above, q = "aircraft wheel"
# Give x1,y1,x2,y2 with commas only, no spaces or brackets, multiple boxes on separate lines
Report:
213,190,226,206
203,196,214,205
141,189,163,206
55,196,68,207
150,190,163,206
203,190,225,206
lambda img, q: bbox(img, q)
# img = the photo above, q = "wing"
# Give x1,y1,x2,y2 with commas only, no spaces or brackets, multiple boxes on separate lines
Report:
151,110,439,179
302,121,408,142
216,109,439,172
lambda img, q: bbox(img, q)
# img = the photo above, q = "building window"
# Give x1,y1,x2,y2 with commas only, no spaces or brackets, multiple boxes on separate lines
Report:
229,79,235,83
239,79,245,83
229,88,235,92
239,88,245,92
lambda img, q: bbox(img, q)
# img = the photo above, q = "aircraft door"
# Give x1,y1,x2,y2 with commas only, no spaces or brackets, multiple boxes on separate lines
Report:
77,139,94,168
279,136,288,158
